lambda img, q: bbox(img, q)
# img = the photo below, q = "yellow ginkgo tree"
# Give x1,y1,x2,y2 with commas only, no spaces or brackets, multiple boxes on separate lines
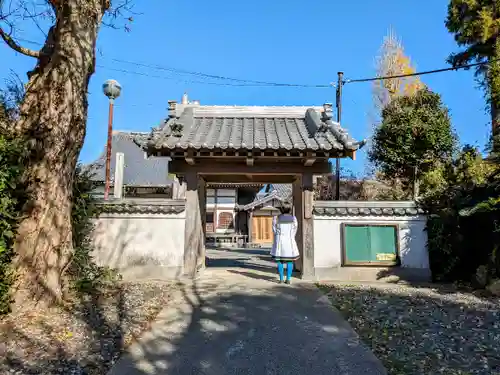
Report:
373,28,425,112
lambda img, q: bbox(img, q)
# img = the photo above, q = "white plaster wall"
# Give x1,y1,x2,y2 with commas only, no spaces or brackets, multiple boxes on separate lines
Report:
313,215,429,269
91,211,186,275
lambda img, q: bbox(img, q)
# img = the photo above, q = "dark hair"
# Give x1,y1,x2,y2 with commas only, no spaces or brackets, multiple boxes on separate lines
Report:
279,204,292,215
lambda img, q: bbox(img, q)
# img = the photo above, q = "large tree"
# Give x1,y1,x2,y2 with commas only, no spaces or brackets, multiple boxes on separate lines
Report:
367,28,425,176
446,0,500,142
373,28,425,113
0,0,130,306
368,88,457,196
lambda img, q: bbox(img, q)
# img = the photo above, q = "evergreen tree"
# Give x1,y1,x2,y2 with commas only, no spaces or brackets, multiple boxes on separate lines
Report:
369,88,457,195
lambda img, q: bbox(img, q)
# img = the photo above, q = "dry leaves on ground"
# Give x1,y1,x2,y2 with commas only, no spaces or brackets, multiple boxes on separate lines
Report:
319,282,500,375
0,281,176,375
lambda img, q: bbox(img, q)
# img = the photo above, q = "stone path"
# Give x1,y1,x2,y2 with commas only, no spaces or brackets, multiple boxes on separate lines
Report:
108,249,387,375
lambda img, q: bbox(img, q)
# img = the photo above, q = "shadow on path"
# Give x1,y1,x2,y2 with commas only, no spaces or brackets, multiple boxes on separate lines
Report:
205,247,277,276
108,272,387,375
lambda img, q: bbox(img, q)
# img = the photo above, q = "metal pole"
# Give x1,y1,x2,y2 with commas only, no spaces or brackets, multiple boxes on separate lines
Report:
335,72,344,201
104,99,114,200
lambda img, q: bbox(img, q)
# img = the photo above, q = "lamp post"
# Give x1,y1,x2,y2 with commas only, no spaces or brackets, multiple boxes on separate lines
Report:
102,79,122,200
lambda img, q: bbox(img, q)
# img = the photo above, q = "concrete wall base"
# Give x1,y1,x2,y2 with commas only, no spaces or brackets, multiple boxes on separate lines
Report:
118,265,185,281
313,266,432,283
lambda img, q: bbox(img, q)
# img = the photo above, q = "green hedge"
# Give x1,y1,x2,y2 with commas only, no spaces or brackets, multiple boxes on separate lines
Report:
0,135,27,314
68,165,120,293
422,148,500,285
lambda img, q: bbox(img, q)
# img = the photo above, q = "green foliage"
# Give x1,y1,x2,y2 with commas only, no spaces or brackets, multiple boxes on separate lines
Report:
422,146,500,284
0,134,27,315
369,88,457,195
446,0,500,142
68,165,120,294
0,74,24,130
0,78,27,314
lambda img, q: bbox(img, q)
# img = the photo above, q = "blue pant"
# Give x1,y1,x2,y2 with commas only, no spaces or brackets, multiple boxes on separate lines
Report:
277,261,293,281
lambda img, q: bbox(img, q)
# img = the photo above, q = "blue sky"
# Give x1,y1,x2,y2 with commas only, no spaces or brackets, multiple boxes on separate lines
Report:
0,0,490,175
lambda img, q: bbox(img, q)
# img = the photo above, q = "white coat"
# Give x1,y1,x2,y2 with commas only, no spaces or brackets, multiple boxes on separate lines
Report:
270,214,300,261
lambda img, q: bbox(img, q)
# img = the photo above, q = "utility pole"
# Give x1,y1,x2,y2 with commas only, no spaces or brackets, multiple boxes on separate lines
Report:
102,79,122,200
335,72,344,201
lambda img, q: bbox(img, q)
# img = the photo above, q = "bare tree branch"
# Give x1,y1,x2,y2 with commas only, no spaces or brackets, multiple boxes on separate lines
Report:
20,2,47,37
0,25,40,57
102,0,135,31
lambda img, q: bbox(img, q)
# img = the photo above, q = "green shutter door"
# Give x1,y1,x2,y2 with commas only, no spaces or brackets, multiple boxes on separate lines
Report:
344,224,398,265
368,226,397,263
344,225,371,263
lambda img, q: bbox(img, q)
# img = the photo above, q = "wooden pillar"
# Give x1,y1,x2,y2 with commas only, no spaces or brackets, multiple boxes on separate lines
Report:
293,173,315,279
184,171,206,277
199,177,206,251
235,211,240,234
248,210,253,243
293,176,304,272
302,172,315,279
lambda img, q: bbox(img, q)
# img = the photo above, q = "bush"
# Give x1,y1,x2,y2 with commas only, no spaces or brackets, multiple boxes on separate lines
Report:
369,88,457,195
0,135,27,314
422,146,500,285
68,165,120,294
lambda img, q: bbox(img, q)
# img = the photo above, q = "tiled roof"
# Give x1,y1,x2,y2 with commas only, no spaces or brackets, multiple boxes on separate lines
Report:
238,191,285,211
271,184,292,199
313,201,425,216
88,131,173,187
141,102,365,153
239,183,293,211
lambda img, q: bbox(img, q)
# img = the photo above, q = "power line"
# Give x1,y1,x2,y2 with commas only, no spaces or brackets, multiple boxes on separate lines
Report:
344,59,494,84
110,58,333,88
96,65,288,87
11,37,333,88
7,36,498,88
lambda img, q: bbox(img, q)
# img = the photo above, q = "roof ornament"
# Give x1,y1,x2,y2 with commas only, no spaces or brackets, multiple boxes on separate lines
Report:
167,100,177,118
169,121,184,137
322,103,333,121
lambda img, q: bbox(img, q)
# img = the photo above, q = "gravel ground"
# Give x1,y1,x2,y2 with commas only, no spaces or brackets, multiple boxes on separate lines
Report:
318,282,500,375
0,281,176,375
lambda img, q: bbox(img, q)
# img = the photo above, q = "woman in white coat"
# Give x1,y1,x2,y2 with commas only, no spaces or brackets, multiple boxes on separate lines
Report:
270,204,300,284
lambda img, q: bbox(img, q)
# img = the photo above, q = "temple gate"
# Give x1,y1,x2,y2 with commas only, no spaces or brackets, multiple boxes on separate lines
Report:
137,98,363,279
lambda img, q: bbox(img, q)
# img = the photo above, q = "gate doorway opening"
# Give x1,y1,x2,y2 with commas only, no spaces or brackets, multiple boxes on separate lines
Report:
204,182,295,278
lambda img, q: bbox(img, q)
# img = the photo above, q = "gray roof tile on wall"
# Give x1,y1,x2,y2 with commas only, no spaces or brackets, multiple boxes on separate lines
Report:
142,104,365,153
96,199,185,214
312,201,425,216
312,206,424,216
88,132,173,187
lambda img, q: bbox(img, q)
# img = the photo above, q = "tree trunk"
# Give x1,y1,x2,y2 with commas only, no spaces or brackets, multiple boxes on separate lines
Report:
11,1,107,307
489,40,500,152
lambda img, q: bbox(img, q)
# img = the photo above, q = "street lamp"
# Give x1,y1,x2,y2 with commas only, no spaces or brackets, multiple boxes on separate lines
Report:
102,79,122,200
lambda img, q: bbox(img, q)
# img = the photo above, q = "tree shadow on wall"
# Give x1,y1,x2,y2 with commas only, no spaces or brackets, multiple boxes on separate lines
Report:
375,222,442,290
